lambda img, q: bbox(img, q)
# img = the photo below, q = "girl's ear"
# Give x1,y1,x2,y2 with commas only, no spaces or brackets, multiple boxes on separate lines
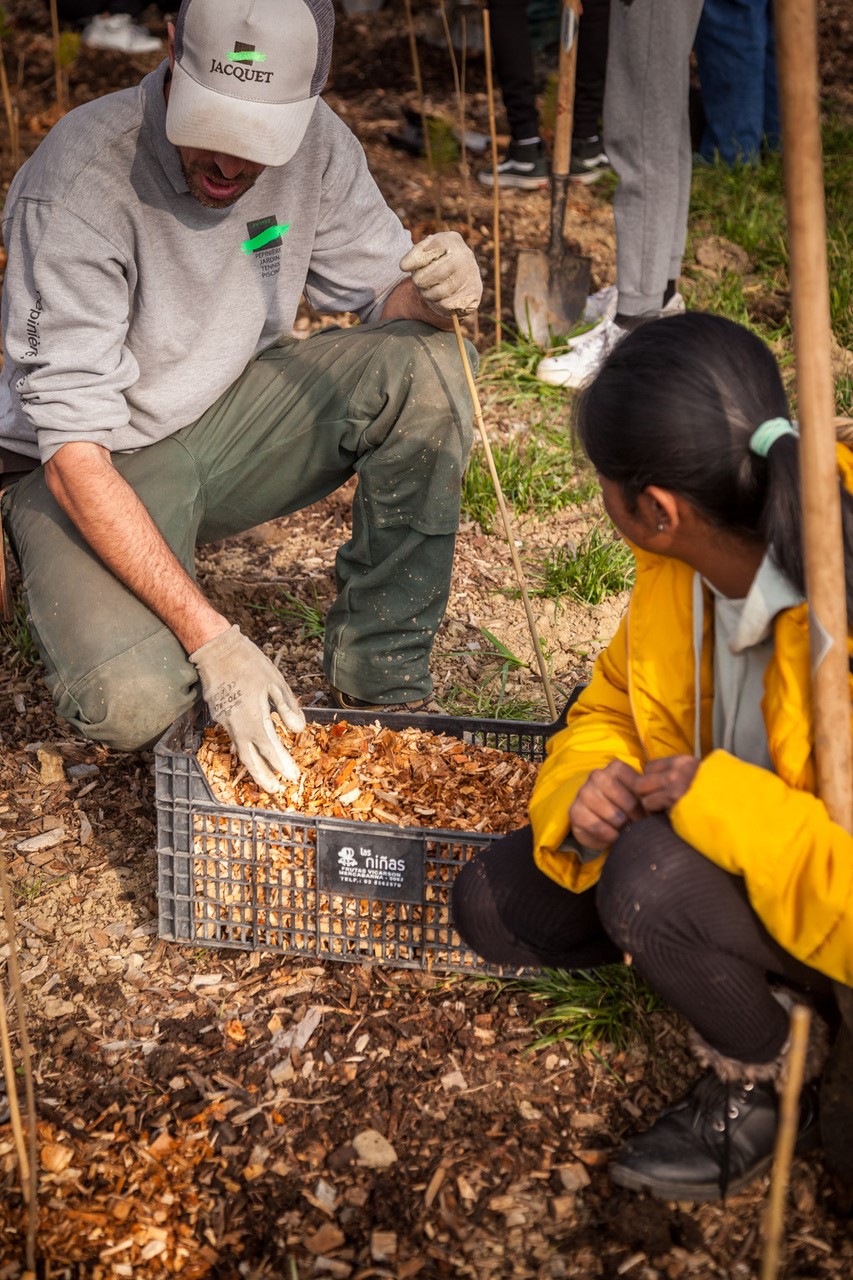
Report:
637,485,681,539
167,22,176,69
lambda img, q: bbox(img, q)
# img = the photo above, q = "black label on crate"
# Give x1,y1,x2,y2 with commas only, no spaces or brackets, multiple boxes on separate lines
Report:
317,824,426,903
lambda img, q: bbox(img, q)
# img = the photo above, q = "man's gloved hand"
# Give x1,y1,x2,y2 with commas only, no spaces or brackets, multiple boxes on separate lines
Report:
400,231,483,318
190,625,306,794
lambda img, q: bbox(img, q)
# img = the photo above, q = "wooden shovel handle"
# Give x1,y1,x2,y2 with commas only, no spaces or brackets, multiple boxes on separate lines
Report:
551,0,580,182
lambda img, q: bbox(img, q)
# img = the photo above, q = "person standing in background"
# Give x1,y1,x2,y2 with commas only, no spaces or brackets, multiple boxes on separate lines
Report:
479,0,611,190
54,1,164,54
536,0,703,388
694,0,781,165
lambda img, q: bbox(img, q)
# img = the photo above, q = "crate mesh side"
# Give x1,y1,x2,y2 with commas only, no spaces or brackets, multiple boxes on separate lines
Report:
157,705,565,971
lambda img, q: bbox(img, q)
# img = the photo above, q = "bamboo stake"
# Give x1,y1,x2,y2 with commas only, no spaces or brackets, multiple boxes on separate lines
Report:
48,0,65,113
0,973,29,1191
0,38,20,174
458,9,479,347
438,0,478,344
761,1005,812,1280
775,0,853,833
452,314,558,719
402,0,444,230
482,7,502,348
0,853,38,1273
438,0,472,239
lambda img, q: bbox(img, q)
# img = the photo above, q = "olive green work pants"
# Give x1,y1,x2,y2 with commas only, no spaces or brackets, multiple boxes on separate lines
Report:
2,320,476,750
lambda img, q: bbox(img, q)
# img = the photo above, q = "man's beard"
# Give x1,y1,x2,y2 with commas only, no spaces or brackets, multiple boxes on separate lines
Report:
180,157,261,208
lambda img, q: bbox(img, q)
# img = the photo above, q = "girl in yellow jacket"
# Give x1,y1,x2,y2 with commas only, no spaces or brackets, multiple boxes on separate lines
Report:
452,312,853,1202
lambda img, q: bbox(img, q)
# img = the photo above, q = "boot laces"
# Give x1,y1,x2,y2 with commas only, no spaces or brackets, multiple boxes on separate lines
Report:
690,1072,756,1198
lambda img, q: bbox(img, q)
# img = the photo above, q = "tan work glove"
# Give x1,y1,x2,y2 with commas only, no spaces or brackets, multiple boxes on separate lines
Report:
400,231,483,318
190,625,306,794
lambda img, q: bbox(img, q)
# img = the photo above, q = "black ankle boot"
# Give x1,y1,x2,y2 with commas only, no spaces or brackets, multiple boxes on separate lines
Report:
609,1068,820,1202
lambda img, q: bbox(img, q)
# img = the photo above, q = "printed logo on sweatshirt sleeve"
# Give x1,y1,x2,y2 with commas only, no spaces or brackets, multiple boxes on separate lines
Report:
18,291,44,363
242,215,290,279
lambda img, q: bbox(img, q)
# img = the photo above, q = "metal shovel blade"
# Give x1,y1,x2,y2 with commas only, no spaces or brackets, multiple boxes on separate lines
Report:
514,246,592,348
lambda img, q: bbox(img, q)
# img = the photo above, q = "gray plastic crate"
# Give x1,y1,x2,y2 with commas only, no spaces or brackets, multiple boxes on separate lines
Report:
155,701,571,974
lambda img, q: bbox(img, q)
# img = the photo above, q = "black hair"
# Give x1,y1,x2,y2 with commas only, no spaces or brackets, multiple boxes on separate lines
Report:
576,311,853,622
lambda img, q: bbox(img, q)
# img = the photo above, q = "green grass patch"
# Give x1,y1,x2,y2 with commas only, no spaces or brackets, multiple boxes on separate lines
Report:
250,590,325,640
463,337,601,531
534,527,635,604
462,427,598,531
443,627,548,720
0,595,38,668
687,114,853,368
476,333,574,413
521,965,664,1052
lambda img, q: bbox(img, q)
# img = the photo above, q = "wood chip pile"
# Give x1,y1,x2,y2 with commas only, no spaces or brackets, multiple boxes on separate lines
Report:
197,719,539,834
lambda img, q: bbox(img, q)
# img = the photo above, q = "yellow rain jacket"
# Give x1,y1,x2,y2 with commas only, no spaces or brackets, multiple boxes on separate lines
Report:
530,452,853,989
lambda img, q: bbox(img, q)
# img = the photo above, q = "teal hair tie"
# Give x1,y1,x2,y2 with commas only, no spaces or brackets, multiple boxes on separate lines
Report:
749,417,797,458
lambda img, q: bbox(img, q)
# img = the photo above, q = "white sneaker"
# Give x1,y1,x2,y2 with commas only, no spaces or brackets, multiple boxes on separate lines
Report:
536,315,624,388
536,293,686,389
583,284,618,326
82,13,163,54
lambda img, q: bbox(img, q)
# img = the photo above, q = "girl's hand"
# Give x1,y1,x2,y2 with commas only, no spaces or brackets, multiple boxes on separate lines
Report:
568,761,645,851
634,756,700,813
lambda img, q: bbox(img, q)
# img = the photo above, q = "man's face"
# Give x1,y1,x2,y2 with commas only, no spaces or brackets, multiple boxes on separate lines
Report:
166,25,266,208
177,147,266,208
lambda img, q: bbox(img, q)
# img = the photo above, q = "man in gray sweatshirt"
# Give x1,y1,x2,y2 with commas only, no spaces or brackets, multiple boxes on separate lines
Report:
0,0,482,793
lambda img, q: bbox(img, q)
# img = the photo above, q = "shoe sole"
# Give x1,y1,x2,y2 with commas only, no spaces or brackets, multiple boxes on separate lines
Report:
609,1126,821,1203
569,170,610,185
478,175,549,191
609,1154,775,1202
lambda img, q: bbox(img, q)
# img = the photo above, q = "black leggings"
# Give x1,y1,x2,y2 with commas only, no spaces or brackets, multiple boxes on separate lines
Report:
451,815,832,1064
488,0,611,142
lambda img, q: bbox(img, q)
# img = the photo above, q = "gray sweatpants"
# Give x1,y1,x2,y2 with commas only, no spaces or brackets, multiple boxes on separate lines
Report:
2,321,475,750
604,0,705,316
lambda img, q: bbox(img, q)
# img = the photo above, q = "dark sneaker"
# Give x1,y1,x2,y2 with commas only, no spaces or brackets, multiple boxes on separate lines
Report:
570,135,611,184
478,140,549,191
330,688,443,714
609,1069,820,1202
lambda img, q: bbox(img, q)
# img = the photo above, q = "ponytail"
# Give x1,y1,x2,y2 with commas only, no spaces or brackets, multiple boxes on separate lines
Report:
576,312,853,626
757,431,853,626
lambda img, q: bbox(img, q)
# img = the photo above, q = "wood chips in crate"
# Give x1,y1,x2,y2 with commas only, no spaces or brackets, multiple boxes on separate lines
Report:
197,718,538,834
191,720,539,965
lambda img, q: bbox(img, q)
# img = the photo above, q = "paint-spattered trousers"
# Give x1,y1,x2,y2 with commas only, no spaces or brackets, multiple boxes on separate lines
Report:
2,320,476,749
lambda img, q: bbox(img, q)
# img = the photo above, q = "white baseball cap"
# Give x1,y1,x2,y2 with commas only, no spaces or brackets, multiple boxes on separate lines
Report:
166,0,335,167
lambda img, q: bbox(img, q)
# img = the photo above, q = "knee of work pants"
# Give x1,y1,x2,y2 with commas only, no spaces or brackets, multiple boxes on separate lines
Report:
4,444,202,753
352,325,476,537
49,629,200,753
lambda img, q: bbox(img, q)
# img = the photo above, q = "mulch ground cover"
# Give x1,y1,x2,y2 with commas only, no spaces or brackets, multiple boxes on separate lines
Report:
1,2,852,1276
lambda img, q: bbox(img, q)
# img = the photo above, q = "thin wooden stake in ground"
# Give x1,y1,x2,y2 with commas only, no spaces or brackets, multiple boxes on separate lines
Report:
482,7,502,347
438,0,471,239
451,314,558,720
0,36,20,174
403,0,443,230
761,1004,812,1280
0,853,38,1274
48,0,65,113
437,0,478,344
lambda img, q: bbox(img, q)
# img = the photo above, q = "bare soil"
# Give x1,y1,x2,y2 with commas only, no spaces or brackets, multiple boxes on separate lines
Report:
1,3,852,1277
